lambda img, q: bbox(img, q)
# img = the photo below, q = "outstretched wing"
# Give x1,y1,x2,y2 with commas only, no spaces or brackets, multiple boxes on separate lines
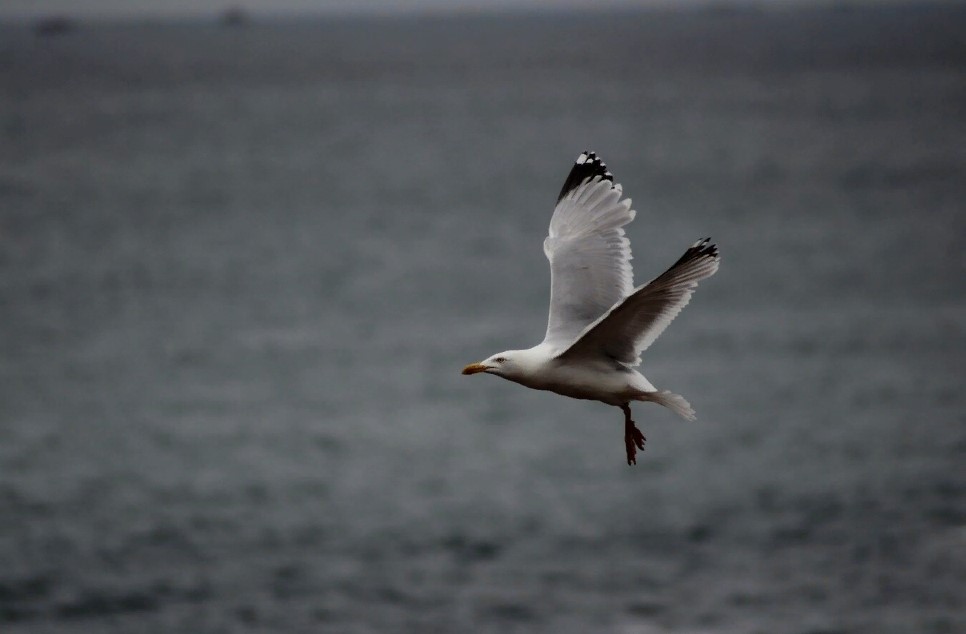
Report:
541,152,636,351
557,239,719,365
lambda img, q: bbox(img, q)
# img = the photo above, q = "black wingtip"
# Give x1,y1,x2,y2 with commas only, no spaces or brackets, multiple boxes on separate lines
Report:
672,238,719,268
555,150,615,203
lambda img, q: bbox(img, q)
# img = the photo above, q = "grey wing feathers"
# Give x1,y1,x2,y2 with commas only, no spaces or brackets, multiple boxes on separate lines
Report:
542,152,636,350
557,238,719,365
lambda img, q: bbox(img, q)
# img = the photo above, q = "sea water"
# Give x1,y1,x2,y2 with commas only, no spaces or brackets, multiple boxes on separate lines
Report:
1,6,964,633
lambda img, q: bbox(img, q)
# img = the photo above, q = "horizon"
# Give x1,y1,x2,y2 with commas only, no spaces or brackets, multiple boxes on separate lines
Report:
0,0,953,22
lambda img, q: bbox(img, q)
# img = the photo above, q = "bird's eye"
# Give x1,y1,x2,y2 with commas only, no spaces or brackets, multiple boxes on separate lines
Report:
494,357,506,363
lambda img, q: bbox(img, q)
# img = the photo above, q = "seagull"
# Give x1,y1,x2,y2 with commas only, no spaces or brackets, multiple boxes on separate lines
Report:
462,151,719,465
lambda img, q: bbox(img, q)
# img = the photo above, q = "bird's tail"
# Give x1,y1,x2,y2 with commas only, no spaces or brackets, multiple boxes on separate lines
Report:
638,390,696,421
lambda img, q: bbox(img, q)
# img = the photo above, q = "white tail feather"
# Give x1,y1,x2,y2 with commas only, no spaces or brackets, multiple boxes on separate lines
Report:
640,390,696,421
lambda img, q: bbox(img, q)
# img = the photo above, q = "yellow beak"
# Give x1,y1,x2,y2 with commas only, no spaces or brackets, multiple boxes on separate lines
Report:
461,362,488,375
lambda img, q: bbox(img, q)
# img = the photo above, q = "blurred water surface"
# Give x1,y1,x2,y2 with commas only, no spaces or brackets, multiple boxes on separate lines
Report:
1,5,964,633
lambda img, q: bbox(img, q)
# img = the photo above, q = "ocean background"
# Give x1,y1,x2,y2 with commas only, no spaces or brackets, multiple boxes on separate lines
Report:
1,4,964,633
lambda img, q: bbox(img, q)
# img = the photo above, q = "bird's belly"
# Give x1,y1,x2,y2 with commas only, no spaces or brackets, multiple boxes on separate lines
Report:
519,364,637,405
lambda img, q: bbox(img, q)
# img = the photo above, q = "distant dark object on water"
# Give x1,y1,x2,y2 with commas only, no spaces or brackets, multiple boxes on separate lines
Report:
34,16,76,37
221,6,250,27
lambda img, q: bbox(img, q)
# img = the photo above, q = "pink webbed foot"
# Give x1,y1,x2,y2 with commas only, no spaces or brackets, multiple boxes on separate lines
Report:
624,420,646,465
621,404,646,465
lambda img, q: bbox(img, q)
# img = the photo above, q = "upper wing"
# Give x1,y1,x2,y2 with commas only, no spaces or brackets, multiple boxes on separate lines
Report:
541,152,636,351
557,238,719,365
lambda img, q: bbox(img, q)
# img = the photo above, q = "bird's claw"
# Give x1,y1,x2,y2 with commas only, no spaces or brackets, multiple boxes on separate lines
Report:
624,419,646,465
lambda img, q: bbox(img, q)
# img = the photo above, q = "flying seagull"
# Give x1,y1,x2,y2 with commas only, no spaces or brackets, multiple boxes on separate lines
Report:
462,151,719,465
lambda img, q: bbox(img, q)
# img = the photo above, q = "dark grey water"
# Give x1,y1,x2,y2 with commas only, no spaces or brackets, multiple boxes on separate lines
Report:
1,5,964,633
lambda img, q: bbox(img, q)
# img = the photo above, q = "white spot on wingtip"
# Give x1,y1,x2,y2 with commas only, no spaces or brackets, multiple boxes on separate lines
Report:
576,153,588,164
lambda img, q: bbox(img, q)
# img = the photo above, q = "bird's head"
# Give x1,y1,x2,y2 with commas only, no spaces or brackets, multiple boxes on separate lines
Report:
461,351,521,380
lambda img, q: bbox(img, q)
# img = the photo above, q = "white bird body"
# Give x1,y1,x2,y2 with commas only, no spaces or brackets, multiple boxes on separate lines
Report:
463,151,719,464
479,344,655,406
